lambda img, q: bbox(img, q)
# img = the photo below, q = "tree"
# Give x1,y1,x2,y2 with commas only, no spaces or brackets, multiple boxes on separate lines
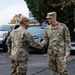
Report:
9,14,22,24
24,0,75,32
25,0,74,22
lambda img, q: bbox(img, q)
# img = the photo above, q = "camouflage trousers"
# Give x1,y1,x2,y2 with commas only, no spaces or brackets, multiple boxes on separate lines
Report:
11,59,27,75
48,53,69,75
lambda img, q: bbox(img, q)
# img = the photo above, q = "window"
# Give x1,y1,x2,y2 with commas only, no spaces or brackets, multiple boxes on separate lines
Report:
14,25,20,29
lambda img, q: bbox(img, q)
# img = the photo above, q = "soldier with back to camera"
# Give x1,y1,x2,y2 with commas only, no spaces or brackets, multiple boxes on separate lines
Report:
6,16,42,75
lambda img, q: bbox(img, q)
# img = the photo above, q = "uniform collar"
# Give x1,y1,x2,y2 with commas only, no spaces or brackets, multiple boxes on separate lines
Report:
20,26,27,30
51,22,59,30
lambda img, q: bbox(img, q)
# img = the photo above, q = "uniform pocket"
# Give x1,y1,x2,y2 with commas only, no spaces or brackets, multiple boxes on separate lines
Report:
16,51,28,61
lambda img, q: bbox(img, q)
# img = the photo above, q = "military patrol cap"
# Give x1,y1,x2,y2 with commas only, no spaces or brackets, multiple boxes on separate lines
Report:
46,12,56,18
19,16,29,24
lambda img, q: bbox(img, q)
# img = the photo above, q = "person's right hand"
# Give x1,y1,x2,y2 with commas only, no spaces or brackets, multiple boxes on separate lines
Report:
65,53,70,59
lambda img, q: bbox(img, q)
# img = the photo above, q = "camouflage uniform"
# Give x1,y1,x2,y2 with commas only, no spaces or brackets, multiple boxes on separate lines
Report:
6,26,41,75
42,22,71,75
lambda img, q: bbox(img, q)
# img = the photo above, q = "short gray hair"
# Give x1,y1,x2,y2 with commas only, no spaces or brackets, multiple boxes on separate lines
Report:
19,16,29,24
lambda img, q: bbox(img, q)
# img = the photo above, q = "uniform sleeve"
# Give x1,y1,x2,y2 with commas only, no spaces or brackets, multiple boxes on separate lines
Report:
42,28,49,46
6,35,11,55
64,25,71,54
24,32,42,49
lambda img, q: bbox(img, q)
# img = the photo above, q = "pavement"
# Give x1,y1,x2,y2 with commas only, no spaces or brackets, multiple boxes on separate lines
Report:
0,53,75,75
27,54,75,75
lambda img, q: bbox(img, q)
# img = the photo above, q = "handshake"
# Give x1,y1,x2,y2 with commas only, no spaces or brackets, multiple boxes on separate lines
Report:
30,41,45,49
37,41,45,49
